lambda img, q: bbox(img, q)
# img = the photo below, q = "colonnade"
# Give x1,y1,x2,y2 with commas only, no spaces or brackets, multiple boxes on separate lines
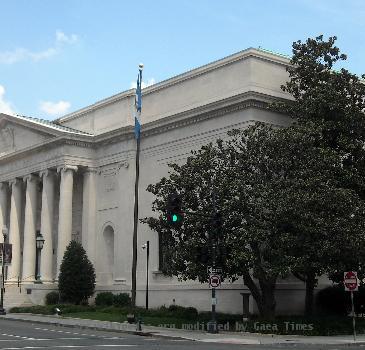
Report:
0,165,97,284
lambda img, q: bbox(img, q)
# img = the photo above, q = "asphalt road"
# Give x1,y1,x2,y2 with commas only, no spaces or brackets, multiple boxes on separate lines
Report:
0,319,364,350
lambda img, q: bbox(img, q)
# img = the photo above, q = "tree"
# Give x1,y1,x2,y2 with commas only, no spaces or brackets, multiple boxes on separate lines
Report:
272,35,365,312
143,121,364,318
227,122,365,316
58,241,96,305
144,35,365,318
275,176,365,315
274,35,365,198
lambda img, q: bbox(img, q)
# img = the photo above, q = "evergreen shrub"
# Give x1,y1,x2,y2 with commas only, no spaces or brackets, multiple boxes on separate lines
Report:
95,292,114,306
58,241,96,305
45,291,59,305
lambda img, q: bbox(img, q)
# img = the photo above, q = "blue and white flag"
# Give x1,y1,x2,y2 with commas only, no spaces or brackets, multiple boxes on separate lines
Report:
134,65,143,139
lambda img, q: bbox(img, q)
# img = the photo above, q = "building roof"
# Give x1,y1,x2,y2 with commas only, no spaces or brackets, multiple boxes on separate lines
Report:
5,113,94,136
56,47,291,124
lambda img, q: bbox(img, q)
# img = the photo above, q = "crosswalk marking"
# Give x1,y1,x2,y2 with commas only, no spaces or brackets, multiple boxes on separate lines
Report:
1,333,35,340
32,327,125,340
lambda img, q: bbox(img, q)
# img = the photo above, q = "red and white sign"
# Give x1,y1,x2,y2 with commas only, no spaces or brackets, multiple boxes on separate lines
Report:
209,274,221,288
344,271,358,291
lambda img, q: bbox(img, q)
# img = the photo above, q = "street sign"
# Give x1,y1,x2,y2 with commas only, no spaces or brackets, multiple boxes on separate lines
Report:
211,297,217,305
209,274,221,288
207,266,222,274
344,271,358,291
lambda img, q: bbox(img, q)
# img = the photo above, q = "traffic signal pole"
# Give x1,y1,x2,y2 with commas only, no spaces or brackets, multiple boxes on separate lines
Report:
208,187,218,334
210,236,217,333
165,183,223,334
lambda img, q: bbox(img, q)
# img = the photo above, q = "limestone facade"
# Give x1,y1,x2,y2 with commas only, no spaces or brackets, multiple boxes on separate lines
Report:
0,48,318,314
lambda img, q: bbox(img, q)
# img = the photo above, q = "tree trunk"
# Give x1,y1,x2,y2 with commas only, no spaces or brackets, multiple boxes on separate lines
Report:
242,270,277,319
259,279,276,320
305,272,317,316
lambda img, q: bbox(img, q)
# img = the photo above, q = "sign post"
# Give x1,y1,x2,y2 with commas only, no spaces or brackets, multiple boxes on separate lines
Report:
344,271,358,342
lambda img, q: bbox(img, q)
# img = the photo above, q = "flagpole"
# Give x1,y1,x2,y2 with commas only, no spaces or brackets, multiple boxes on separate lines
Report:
131,64,143,309
131,134,140,308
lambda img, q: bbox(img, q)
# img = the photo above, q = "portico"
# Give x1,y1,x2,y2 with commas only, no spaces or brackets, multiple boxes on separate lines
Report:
0,164,91,284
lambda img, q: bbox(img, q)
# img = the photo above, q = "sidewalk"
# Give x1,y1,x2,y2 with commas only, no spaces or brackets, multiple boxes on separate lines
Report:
1,313,364,345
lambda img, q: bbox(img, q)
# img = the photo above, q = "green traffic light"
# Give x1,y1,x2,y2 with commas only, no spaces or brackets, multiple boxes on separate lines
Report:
172,214,178,222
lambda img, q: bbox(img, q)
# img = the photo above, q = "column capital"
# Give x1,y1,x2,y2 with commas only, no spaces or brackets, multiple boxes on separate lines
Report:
23,174,39,183
39,169,56,179
57,165,78,174
84,167,98,175
8,178,22,188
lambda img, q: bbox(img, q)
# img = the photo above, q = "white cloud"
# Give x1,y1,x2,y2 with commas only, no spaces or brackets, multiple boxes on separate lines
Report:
39,100,71,116
0,85,15,115
56,30,78,44
130,78,156,89
0,31,78,64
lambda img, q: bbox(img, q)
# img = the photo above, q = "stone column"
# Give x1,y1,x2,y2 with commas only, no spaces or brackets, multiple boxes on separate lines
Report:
7,179,22,282
22,174,39,282
82,169,97,266
56,165,77,276
39,170,56,283
0,183,8,244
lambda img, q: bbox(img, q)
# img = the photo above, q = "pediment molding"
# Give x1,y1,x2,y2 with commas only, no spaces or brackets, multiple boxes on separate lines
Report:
0,91,285,164
0,114,60,137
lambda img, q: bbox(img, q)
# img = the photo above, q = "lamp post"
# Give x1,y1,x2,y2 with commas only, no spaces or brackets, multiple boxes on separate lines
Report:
0,226,8,315
142,241,149,310
35,231,45,283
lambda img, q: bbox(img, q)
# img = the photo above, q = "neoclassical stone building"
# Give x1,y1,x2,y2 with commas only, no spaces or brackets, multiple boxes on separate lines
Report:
0,48,312,314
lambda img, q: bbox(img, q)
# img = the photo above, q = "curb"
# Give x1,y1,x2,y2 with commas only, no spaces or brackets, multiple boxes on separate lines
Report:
2,315,365,345
0,315,192,341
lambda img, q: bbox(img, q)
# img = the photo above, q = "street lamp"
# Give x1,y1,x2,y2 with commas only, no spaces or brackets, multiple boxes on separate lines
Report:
0,226,8,315
142,241,150,310
35,231,45,283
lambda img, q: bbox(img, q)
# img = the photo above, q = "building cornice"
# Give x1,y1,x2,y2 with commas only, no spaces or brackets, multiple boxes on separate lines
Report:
56,48,290,124
0,90,287,165
142,93,272,139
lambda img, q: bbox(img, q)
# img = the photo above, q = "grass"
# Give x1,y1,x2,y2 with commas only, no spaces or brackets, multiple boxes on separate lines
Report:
9,305,365,335
66,312,127,323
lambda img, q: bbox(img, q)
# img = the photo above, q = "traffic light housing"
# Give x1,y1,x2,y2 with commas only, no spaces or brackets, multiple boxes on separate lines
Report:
166,192,183,226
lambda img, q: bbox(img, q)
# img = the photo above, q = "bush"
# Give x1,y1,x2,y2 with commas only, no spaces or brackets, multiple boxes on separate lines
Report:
168,305,198,319
113,293,131,307
9,305,54,315
45,291,59,305
58,241,96,305
95,292,114,306
60,304,96,313
315,284,365,316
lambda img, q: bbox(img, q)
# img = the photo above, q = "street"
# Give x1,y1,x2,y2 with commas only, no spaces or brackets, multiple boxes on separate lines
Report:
0,319,364,350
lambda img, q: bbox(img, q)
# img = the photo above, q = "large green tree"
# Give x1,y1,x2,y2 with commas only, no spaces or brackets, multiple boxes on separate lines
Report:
58,241,96,305
144,121,365,318
144,35,365,318
271,35,365,312
274,35,365,198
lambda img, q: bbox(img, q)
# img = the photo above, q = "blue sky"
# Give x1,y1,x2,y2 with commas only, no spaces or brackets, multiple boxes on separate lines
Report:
0,0,364,120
